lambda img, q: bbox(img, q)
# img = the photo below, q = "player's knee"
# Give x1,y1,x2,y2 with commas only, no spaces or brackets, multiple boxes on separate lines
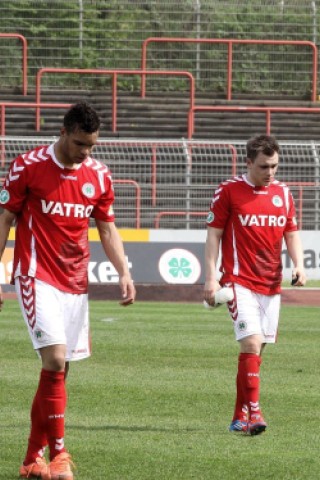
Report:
240,335,262,355
40,345,66,372
42,356,65,372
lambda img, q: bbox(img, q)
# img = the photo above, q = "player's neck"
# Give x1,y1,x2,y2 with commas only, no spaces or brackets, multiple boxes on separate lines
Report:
54,142,78,169
245,173,269,188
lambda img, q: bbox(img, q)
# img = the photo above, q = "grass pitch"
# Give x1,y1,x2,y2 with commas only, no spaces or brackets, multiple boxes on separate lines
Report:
1,299,319,480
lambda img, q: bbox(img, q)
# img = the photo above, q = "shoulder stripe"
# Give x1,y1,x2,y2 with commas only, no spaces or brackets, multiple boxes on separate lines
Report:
6,146,50,185
221,176,243,186
84,156,111,194
85,157,109,174
8,161,25,182
22,147,50,165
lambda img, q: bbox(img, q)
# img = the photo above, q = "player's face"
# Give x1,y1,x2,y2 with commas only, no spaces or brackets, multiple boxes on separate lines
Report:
247,151,279,187
59,128,99,167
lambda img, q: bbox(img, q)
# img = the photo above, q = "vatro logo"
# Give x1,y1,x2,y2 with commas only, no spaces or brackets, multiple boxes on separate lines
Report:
272,195,283,207
0,189,10,204
82,183,95,198
158,248,201,284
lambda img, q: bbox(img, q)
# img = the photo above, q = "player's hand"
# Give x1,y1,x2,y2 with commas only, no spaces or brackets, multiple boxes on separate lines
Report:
291,268,306,287
203,279,220,306
0,285,4,312
119,276,136,307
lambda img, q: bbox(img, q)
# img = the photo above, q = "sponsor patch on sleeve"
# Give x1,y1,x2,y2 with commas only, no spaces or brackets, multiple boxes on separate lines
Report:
206,211,214,224
0,189,10,204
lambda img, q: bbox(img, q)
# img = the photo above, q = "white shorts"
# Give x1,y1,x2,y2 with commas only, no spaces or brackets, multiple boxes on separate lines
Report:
15,276,91,361
226,283,280,343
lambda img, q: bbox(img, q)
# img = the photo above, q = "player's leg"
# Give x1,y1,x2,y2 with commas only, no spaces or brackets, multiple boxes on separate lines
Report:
16,276,68,478
244,292,280,435
228,284,266,434
39,344,68,458
227,285,249,431
64,362,70,380
45,289,90,480
238,340,266,435
229,357,248,432
19,384,49,478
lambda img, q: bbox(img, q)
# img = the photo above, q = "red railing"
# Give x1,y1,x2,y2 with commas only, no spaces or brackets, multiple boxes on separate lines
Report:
0,33,28,95
35,67,195,133
286,182,319,230
188,105,320,139
96,141,237,208
113,179,141,228
141,37,318,102
185,142,238,176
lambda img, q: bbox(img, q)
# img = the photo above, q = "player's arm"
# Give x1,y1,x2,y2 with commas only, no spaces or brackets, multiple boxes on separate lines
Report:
204,226,224,304
95,219,136,306
0,208,17,311
284,230,306,286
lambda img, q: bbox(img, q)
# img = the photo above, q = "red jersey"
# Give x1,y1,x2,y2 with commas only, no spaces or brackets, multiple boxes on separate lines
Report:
206,174,298,295
0,144,115,293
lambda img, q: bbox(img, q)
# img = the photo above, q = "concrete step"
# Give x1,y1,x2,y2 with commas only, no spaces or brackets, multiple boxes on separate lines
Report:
1,88,320,140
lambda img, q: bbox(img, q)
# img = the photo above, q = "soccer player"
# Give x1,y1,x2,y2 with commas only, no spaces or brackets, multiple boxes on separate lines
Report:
0,102,136,479
204,134,306,436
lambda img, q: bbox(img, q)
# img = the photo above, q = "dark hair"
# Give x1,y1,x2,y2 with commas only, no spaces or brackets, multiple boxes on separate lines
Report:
63,101,100,134
246,134,280,161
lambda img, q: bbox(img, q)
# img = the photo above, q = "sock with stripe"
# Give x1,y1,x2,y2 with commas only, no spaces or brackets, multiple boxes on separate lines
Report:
23,386,48,465
37,368,67,461
232,354,248,422
238,352,262,419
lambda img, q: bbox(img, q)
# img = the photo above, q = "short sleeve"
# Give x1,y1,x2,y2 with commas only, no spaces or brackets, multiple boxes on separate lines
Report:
91,172,115,222
0,155,28,212
206,183,231,229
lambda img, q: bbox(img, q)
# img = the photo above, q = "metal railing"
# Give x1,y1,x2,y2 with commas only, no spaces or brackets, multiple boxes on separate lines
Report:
141,37,318,101
0,33,28,95
188,105,320,139
0,137,319,230
35,67,195,133
113,179,141,229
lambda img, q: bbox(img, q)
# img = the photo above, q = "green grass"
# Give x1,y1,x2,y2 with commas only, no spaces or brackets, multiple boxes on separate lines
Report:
1,299,320,480
282,279,320,288
281,279,320,288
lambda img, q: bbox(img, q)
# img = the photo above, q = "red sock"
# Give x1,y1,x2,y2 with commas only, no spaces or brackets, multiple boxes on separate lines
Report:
238,353,262,418
37,369,67,461
23,388,48,465
232,355,248,422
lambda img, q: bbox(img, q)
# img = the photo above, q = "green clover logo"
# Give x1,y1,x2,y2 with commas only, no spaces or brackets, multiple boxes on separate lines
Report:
0,189,10,204
168,257,192,278
159,248,201,284
82,183,95,198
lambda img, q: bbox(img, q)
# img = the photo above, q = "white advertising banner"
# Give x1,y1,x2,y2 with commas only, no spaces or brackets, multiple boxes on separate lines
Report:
1,229,319,287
